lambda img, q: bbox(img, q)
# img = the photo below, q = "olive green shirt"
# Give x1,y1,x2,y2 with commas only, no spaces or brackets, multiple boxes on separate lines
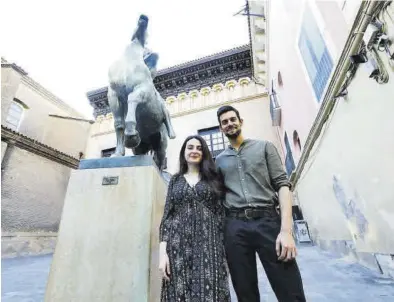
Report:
215,139,290,209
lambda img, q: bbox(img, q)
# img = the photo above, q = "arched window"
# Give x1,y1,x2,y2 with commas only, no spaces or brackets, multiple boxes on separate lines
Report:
293,130,301,152
278,71,283,86
292,130,302,163
6,99,25,131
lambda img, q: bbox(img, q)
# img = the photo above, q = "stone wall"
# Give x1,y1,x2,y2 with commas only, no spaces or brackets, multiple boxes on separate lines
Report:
1,232,57,258
1,61,86,257
1,145,72,232
41,116,91,159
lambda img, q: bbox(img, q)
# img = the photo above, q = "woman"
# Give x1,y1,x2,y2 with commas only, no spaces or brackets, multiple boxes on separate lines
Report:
159,135,230,302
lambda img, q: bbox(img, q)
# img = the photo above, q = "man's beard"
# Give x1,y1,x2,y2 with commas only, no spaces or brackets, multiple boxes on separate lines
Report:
224,128,241,139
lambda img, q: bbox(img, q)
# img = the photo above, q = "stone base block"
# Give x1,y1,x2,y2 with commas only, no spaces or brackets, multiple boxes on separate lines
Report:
45,156,167,302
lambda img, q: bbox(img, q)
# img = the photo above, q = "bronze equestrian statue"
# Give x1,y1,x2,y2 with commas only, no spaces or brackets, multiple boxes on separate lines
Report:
107,14,176,170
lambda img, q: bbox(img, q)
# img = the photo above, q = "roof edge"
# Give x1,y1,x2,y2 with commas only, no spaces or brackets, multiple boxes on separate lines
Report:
1,125,79,169
86,44,251,97
156,44,250,76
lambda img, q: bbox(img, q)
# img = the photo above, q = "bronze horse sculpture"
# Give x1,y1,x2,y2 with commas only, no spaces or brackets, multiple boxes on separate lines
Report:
107,14,176,170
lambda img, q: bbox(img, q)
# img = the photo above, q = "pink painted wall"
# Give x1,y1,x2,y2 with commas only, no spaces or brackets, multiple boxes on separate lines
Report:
267,0,354,164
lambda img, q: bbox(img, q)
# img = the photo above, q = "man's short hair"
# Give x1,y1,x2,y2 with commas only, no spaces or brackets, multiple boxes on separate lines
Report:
217,105,241,125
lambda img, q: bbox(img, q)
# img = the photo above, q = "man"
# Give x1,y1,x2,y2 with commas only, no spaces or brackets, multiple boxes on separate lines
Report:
215,105,306,302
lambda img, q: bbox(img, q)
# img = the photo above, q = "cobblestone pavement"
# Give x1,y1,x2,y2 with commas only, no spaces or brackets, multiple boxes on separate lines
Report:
2,245,394,301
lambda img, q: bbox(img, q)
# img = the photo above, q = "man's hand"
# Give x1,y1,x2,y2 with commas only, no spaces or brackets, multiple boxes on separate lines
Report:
276,230,297,262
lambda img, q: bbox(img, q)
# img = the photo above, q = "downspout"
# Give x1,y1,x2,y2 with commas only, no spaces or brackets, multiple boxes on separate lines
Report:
290,0,380,188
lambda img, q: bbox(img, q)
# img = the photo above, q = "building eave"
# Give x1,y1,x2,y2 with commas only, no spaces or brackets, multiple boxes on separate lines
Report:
1,58,28,76
1,125,79,169
155,44,251,76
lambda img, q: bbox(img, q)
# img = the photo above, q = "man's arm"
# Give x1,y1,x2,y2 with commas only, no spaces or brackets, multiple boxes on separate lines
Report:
265,142,296,261
278,186,293,233
265,141,292,229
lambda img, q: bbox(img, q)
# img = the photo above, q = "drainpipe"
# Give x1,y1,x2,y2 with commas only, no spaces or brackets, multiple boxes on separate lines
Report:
290,0,381,188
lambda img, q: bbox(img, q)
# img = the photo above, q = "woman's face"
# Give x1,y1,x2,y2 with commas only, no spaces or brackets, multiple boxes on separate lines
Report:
184,138,203,165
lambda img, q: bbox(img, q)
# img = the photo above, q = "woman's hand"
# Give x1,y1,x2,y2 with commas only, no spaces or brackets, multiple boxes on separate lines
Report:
159,251,171,281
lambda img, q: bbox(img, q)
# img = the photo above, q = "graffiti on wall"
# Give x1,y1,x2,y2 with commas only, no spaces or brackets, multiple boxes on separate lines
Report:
332,175,369,240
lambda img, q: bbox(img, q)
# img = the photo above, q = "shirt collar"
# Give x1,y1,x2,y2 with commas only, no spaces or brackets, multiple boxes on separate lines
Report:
228,139,250,151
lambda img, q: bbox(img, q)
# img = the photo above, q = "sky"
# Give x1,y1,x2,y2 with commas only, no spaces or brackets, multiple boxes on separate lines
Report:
1,0,249,118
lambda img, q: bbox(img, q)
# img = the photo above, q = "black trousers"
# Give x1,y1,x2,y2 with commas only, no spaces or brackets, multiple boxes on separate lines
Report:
224,211,306,302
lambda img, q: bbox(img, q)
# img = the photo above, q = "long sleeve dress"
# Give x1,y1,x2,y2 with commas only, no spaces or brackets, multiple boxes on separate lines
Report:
159,174,230,302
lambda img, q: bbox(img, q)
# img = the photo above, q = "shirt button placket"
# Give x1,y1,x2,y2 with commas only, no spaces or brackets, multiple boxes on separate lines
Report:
238,154,249,204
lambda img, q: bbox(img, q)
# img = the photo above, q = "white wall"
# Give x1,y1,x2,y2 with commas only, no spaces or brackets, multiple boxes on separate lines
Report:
296,49,394,255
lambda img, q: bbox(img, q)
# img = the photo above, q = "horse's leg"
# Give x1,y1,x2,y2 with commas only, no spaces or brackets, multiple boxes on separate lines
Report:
132,141,151,156
152,126,168,171
161,100,176,139
108,86,125,156
124,89,142,148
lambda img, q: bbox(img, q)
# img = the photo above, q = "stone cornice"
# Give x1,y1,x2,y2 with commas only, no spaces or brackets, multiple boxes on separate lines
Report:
91,129,115,138
86,45,253,118
1,61,28,76
163,77,252,103
155,44,251,77
170,91,268,118
1,125,79,169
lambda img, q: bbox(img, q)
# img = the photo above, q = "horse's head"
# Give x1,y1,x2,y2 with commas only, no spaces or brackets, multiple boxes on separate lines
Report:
138,14,149,27
131,14,149,46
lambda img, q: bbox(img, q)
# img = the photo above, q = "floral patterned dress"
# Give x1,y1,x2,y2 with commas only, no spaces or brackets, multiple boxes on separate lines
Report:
159,174,230,302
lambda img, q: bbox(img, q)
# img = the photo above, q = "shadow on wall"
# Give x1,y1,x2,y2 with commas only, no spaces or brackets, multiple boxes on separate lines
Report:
333,175,369,241
331,176,394,278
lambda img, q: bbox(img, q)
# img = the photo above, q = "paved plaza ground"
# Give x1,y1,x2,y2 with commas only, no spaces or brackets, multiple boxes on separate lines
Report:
2,244,394,301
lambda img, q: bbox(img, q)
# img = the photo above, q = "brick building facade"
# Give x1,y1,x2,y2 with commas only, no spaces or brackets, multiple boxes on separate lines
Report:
1,59,91,257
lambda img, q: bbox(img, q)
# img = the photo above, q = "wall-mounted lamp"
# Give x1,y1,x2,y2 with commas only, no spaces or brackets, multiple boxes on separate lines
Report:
350,53,368,64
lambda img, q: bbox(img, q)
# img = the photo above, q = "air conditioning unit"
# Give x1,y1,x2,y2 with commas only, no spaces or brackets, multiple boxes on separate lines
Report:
270,93,282,126
272,106,282,126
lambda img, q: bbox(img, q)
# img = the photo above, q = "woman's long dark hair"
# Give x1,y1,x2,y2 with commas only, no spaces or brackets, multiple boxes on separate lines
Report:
178,135,224,198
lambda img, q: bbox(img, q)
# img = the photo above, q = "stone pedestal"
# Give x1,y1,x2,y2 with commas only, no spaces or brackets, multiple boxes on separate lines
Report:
45,155,167,302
